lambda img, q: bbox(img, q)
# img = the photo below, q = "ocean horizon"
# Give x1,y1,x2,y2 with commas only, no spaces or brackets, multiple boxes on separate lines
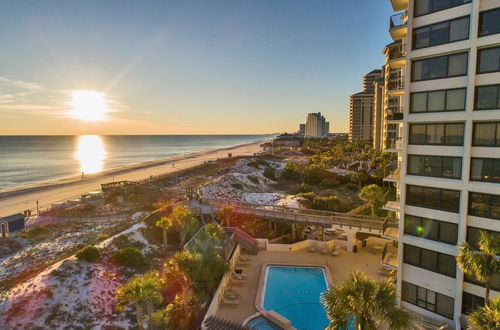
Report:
0,134,275,190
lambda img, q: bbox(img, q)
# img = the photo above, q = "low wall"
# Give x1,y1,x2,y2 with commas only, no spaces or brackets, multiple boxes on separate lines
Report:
201,244,241,329
266,239,335,252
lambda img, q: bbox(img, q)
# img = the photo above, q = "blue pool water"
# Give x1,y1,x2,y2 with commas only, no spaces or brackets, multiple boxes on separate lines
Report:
262,266,329,330
246,316,283,330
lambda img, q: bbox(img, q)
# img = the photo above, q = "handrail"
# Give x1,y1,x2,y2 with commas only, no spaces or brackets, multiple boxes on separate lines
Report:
390,11,407,29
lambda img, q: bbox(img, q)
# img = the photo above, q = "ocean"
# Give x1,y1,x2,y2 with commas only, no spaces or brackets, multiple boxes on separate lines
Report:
0,135,274,189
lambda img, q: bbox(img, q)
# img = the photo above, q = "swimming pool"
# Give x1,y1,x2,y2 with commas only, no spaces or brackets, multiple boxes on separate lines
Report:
262,266,329,330
246,315,283,330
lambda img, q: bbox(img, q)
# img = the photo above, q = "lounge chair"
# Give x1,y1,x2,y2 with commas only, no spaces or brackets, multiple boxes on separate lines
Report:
224,290,240,299
223,297,240,305
231,278,245,285
232,271,247,280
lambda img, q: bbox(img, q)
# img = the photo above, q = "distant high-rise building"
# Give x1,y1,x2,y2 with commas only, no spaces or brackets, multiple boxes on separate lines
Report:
372,73,385,150
305,112,329,137
349,70,383,142
299,124,305,135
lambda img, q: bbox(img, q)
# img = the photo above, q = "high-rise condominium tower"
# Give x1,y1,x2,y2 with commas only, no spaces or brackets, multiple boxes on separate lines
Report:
381,0,499,328
305,112,329,137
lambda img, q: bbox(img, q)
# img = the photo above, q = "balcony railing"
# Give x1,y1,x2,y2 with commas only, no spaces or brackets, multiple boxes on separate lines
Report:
387,80,404,91
382,217,399,240
390,12,407,30
388,45,406,61
381,242,398,268
386,112,404,121
385,137,402,150
384,168,400,181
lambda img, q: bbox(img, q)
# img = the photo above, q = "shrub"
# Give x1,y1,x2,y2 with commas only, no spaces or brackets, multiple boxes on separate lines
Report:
319,178,340,189
19,226,51,240
297,183,313,194
114,247,146,270
75,245,100,262
281,161,302,180
248,159,268,168
345,183,358,191
231,183,244,190
263,167,276,180
247,175,259,184
301,164,328,185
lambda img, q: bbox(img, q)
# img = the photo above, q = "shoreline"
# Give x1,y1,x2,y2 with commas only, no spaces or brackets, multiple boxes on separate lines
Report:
0,140,267,216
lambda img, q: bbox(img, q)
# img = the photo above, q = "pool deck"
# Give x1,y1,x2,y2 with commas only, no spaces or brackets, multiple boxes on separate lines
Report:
215,237,394,324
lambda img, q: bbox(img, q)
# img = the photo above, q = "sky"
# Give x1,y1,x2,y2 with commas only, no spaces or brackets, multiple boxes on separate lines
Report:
0,0,393,135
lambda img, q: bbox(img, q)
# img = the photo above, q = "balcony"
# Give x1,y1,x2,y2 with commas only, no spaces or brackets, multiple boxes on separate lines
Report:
387,79,405,95
384,169,400,182
381,242,398,269
387,45,406,68
389,12,408,41
384,137,402,152
383,200,400,212
390,0,408,11
385,111,404,121
382,217,399,240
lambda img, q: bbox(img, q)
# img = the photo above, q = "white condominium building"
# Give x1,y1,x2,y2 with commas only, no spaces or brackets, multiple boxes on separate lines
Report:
382,0,500,328
305,112,329,137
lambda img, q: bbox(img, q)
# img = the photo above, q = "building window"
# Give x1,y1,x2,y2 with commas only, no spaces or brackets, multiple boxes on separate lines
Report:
479,8,500,37
477,46,500,74
413,16,469,49
406,185,460,213
412,52,468,81
402,281,455,319
408,155,462,179
470,158,500,183
414,0,471,17
467,227,500,255
464,272,500,292
462,292,485,315
404,214,458,245
469,192,500,220
475,84,500,110
409,123,464,146
472,122,500,147
411,88,466,113
404,244,456,278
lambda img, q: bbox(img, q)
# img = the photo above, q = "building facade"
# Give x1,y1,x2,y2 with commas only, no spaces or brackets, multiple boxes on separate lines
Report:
349,70,383,142
304,112,329,137
382,0,500,328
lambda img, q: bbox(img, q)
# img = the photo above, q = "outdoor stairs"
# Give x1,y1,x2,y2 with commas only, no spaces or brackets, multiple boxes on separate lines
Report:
224,227,259,255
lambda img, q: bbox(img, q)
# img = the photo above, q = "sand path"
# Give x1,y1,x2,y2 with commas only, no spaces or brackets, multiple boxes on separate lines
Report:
0,141,264,217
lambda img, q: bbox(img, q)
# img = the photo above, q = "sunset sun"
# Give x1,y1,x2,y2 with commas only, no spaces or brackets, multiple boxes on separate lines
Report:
69,90,109,121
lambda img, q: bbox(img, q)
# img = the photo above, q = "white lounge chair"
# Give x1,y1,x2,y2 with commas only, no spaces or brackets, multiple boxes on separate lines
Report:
223,297,240,305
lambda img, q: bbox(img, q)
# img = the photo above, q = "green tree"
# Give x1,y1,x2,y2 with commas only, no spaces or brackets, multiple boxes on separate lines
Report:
156,216,175,251
204,222,226,244
114,247,147,270
282,161,303,180
171,205,198,247
321,271,412,330
151,291,200,330
218,205,234,227
457,231,500,302
359,184,384,216
350,171,369,189
467,296,500,330
301,164,328,185
116,271,162,330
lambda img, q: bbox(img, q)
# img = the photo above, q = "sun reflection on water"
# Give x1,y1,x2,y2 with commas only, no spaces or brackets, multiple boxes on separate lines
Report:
75,135,106,174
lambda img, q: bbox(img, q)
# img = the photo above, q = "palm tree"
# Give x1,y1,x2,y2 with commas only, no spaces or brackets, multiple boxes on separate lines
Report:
171,205,197,247
321,271,412,330
359,184,384,216
156,216,175,251
116,271,162,330
456,231,500,302
467,296,500,330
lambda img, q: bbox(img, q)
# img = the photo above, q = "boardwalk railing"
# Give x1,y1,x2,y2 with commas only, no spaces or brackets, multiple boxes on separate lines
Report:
200,198,397,232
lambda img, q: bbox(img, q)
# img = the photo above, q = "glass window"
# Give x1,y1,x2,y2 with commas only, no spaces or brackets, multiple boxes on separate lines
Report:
475,85,500,110
421,249,438,271
472,122,498,146
404,244,457,278
430,22,448,46
409,124,427,144
404,244,420,265
450,16,469,41
462,292,484,315
406,184,460,212
414,26,431,49
404,214,421,237
448,52,468,76
436,294,455,319
412,60,426,81
471,158,500,183
478,46,500,73
479,8,500,37
469,192,500,220
411,93,428,112
439,221,458,245
429,56,448,78
444,123,464,145
427,124,444,144
467,227,500,254
438,254,456,277
446,89,466,110
441,189,460,212
408,155,461,179
428,91,446,111
415,0,471,17
402,281,417,304
422,218,439,241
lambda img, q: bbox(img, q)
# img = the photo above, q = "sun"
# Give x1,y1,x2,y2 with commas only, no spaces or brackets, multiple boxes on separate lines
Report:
69,90,110,121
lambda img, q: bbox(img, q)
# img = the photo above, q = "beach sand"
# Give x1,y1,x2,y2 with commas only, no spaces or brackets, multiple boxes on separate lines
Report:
0,141,265,217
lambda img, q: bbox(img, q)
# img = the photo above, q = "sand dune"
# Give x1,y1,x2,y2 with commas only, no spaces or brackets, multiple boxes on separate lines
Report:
0,141,265,217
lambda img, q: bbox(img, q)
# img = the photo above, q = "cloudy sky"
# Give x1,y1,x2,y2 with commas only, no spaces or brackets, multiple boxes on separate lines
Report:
1,0,393,135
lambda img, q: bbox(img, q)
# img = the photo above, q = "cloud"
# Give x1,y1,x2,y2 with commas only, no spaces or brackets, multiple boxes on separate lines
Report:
0,76,43,92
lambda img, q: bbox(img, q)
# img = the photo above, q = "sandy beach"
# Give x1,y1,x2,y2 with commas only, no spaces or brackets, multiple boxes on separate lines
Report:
0,141,265,217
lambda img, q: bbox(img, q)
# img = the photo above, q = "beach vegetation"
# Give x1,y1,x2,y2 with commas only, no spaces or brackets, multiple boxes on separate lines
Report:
114,247,147,270
281,161,303,180
263,167,277,180
19,226,51,241
248,159,269,168
203,223,226,244
217,205,234,227
247,175,259,184
456,230,500,302
301,164,328,185
112,234,145,251
75,245,100,262
349,171,369,189
156,216,176,251
231,183,244,190
322,271,413,330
